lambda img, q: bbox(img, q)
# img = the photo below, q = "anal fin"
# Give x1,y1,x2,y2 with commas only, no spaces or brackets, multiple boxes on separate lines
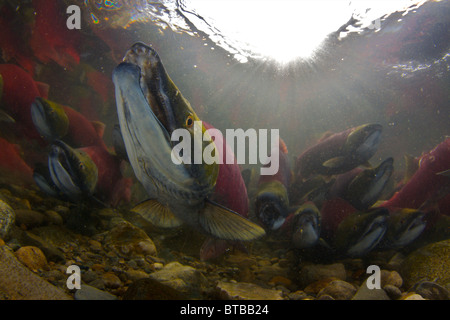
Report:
200,199,266,241
132,199,183,228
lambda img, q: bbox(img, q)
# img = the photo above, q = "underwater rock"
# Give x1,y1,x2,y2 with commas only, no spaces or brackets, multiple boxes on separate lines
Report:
0,200,15,239
410,281,450,300
43,210,64,225
0,245,71,299
352,281,391,300
400,239,450,289
15,246,48,272
101,272,122,289
16,229,66,263
15,209,48,228
380,270,403,288
125,269,149,282
317,280,357,300
400,292,426,300
103,221,157,258
298,263,347,287
74,284,118,300
215,281,284,300
149,261,208,299
303,277,341,295
383,284,403,300
123,278,186,300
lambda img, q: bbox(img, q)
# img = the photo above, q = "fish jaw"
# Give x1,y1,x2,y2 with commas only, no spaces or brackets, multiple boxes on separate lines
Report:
385,209,426,248
31,97,69,141
335,208,389,257
48,140,98,201
255,181,289,230
291,203,321,249
347,123,383,161
346,157,394,210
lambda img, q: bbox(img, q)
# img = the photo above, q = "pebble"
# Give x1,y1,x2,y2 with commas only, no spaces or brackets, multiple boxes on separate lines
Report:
317,280,357,300
74,284,118,300
126,269,149,282
303,277,340,295
0,200,15,239
383,284,403,300
298,263,347,287
15,246,48,272
17,230,66,263
43,210,63,225
410,281,450,300
88,239,103,252
15,209,47,229
380,270,403,288
400,292,426,300
268,275,292,287
0,245,71,299
123,278,186,300
104,221,157,258
215,281,284,300
101,272,122,289
149,261,208,299
352,282,391,300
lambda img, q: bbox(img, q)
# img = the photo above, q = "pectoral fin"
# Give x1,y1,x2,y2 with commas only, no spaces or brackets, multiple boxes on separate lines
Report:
322,156,346,168
132,199,183,228
437,169,450,177
0,109,15,123
200,200,266,241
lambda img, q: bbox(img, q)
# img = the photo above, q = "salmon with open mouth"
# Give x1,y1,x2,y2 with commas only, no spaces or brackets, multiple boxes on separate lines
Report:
112,42,265,241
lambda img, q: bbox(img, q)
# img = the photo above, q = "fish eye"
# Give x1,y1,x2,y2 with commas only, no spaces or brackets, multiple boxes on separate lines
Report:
186,115,194,128
79,162,85,170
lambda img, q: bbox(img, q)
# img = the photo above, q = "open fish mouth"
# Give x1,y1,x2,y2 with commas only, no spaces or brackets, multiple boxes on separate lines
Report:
31,97,69,141
292,209,321,248
354,124,382,159
113,42,217,202
257,200,286,230
122,42,177,134
361,157,394,205
347,214,388,257
391,211,426,248
48,140,97,200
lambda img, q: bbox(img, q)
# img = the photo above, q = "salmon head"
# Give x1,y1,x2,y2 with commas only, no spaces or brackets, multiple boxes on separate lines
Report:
112,42,218,206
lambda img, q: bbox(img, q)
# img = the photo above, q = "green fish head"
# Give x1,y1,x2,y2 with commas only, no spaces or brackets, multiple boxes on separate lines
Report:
385,208,426,248
31,97,69,141
112,42,218,204
48,140,98,201
335,207,389,257
291,202,321,249
346,157,394,209
255,180,289,230
344,123,382,160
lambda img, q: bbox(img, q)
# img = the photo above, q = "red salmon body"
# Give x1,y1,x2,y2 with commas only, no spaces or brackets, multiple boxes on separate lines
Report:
381,138,450,209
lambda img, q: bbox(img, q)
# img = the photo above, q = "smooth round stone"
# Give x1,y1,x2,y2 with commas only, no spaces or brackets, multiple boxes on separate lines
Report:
400,240,450,288
15,246,48,272
74,285,118,300
0,200,15,239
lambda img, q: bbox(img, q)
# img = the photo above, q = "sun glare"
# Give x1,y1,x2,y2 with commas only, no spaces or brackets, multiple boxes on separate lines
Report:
185,0,427,64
